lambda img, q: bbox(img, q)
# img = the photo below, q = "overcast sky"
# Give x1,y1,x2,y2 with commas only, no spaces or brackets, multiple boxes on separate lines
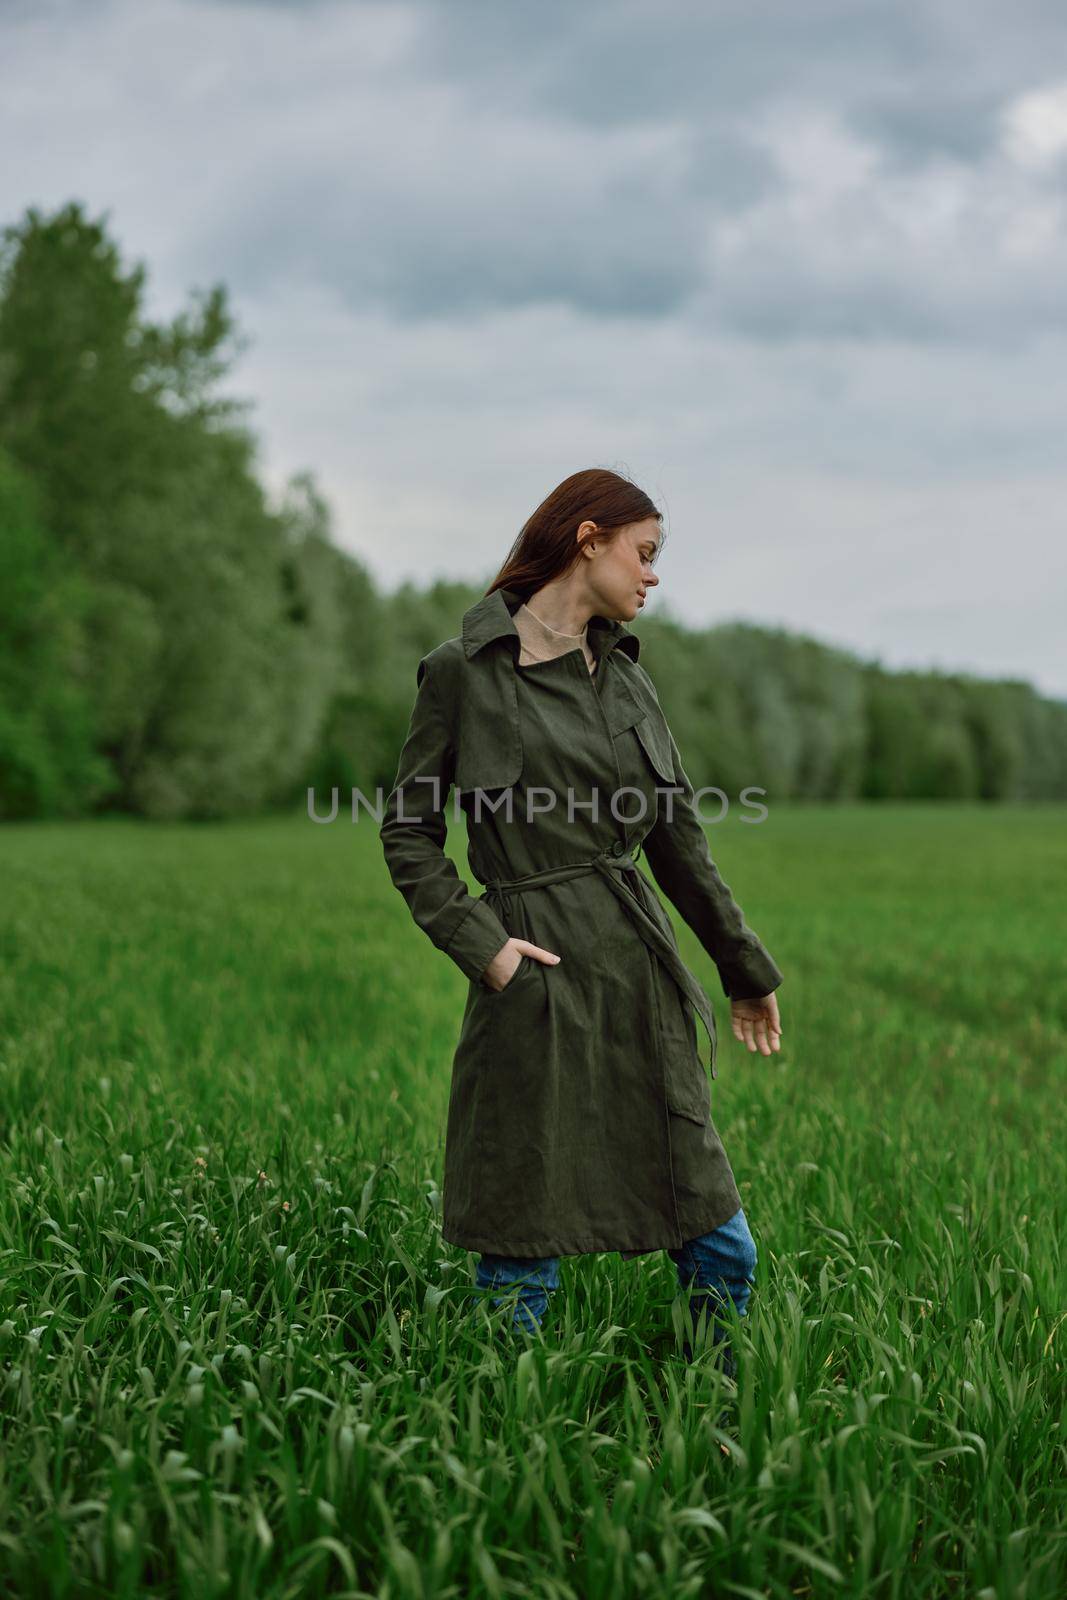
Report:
4,0,1066,696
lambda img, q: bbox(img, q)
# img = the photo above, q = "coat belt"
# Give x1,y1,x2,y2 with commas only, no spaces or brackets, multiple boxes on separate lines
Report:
483,844,718,1079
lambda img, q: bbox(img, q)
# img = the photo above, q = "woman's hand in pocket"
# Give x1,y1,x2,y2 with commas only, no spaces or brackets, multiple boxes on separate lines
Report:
481,938,561,993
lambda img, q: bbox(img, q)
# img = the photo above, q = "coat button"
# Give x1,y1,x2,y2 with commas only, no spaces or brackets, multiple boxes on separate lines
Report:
611,839,625,856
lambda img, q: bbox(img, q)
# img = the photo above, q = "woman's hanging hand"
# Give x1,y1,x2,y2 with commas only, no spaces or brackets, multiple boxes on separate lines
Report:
729,991,783,1056
481,938,562,993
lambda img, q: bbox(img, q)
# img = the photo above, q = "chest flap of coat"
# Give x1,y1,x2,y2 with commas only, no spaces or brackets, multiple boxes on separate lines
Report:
605,663,677,787
454,645,524,793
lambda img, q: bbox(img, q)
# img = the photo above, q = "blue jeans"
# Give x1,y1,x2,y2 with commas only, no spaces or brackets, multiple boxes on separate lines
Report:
469,1206,757,1343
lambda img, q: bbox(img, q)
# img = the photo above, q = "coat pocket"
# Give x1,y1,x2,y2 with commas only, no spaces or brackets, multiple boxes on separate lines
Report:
666,1080,711,1126
634,714,676,787
481,951,539,997
664,998,714,1123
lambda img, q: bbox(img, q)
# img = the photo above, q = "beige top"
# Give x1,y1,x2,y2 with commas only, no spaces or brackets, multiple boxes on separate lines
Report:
512,600,597,676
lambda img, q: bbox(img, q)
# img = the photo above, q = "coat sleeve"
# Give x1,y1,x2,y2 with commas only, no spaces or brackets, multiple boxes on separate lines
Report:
641,723,784,1002
379,656,512,986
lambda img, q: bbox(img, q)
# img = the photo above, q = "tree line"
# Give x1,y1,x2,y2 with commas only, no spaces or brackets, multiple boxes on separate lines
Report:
1,200,1063,822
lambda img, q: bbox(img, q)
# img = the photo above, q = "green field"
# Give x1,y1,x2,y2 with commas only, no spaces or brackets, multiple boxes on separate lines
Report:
0,805,1063,1598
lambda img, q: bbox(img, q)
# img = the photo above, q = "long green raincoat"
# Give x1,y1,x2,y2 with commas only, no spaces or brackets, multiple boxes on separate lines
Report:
379,586,783,1259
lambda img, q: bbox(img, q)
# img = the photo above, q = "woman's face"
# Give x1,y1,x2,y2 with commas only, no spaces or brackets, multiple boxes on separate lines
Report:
581,517,662,622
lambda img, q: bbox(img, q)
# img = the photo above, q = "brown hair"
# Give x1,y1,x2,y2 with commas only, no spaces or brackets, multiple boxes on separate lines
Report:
486,467,664,599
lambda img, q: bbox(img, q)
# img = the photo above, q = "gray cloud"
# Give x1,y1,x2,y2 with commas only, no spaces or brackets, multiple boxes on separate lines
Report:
10,0,1061,342
199,112,708,319
158,0,1067,337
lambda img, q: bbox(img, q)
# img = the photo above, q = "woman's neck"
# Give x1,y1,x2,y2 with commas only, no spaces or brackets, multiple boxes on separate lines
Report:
520,588,592,638
512,601,597,672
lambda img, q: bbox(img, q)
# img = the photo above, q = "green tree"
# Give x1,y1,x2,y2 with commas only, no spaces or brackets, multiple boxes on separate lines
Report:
0,450,113,816
0,201,345,818
0,201,248,572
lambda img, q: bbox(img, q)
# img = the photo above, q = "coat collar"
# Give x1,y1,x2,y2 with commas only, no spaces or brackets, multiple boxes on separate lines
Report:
461,586,641,663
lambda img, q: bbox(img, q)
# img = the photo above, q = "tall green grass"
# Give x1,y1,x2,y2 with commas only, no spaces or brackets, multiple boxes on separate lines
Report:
0,804,1063,1597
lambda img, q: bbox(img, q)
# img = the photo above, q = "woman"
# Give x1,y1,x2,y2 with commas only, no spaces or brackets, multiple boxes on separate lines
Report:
379,468,783,1370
